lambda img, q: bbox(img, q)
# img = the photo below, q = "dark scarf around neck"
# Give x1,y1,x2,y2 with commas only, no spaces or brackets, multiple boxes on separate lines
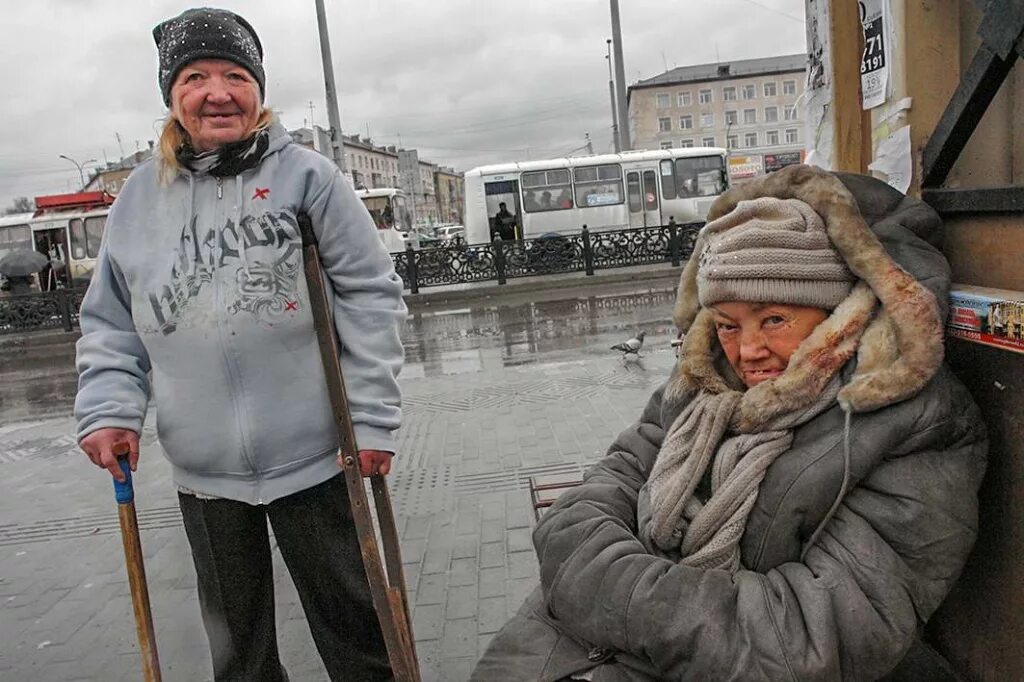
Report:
177,127,270,177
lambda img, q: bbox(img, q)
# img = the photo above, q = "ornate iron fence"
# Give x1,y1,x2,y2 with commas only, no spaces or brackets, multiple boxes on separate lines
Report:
0,287,86,335
0,223,704,334
396,221,703,293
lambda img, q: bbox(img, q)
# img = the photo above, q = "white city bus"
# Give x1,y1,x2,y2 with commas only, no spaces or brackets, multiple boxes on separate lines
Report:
463,147,729,244
26,192,114,288
355,187,413,252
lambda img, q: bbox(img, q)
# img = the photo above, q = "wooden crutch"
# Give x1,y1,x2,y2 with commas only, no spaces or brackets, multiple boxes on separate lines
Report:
297,213,420,681
111,441,162,682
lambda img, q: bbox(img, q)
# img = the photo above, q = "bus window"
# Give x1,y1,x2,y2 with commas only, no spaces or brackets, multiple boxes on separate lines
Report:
69,219,88,260
84,215,106,258
643,170,659,211
674,156,728,197
0,224,31,251
626,172,642,213
660,160,677,200
522,169,573,212
574,164,623,208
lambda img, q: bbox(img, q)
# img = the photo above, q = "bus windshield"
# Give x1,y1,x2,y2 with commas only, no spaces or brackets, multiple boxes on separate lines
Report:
673,156,728,198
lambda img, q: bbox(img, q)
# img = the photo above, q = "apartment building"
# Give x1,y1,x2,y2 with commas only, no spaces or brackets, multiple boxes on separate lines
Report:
628,54,806,182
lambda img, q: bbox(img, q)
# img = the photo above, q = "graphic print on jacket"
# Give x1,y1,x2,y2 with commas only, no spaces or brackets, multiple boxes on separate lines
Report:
147,210,301,335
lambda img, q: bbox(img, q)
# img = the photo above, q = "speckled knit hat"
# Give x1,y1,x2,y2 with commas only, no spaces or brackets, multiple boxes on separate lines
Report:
696,197,855,310
153,7,266,106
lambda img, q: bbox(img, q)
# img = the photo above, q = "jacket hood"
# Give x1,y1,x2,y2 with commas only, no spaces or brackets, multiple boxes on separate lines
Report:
670,164,948,415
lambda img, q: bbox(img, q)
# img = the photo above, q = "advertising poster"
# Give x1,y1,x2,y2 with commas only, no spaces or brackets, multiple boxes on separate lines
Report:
860,0,890,109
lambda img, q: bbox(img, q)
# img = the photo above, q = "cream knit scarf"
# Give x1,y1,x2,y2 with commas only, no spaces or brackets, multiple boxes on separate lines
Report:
639,283,878,571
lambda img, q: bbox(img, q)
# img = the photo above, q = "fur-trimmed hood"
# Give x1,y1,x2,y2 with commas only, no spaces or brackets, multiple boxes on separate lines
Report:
669,165,949,416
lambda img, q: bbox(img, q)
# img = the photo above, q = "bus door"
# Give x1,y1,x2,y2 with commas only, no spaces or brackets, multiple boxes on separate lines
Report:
31,225,71,290
484,179,522,241
626,169,661,228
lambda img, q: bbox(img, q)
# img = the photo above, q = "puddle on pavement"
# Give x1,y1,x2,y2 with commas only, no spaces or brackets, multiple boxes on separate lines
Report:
402,288,679,378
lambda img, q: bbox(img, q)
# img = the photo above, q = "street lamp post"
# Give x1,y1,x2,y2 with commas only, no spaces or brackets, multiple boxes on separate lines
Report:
606,39,620,153
58,155,95,190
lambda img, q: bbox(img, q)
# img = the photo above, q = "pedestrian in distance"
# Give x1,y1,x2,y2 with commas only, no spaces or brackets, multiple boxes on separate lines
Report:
74,8,406,682
472,165,988,681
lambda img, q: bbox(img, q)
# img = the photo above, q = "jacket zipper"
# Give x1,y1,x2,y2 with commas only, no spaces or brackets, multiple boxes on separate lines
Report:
211,175,262,502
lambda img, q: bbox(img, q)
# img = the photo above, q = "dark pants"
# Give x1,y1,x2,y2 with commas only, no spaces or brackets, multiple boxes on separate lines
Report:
178,474,392,682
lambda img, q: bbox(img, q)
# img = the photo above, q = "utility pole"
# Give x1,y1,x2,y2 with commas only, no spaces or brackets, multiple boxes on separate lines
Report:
585,132,594,156
606,39,621,153
314,0,347,173
610,0,631,150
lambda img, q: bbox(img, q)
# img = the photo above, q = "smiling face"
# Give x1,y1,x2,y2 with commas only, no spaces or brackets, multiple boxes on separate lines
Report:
170,59,261,152
711,302,829,387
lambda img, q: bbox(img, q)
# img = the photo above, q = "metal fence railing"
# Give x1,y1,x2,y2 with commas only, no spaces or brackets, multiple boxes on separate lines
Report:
395,222,703,294
0,222,703,334
0,287,87,335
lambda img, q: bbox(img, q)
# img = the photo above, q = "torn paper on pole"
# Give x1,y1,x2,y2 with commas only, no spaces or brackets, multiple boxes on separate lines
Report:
860,0,890,109
868,125,912,192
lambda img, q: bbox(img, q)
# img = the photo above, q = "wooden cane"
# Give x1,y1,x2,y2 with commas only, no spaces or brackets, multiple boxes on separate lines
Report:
297,213,420,681
111,441,162,682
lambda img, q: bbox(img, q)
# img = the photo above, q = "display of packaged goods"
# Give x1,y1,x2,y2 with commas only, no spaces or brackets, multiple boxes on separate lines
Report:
947,284,1024,354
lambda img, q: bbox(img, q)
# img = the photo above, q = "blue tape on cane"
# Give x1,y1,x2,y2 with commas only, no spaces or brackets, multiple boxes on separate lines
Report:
112,457,134,504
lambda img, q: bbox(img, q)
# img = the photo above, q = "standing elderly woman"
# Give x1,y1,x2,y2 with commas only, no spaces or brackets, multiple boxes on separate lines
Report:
74,8,405,682
472,165,987,681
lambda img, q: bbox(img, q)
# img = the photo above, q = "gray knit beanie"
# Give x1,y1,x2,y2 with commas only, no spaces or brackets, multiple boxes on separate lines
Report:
153,8,266,106
696,197,855,309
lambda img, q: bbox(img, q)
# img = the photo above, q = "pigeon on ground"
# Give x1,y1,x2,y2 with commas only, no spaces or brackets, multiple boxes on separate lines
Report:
611,331,646,358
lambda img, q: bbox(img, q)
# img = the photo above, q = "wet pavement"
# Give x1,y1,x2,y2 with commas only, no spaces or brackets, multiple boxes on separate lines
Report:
0,281,680,681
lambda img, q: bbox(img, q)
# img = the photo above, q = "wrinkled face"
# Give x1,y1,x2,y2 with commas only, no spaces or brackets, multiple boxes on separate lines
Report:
170,59,261,152
711,302,829,387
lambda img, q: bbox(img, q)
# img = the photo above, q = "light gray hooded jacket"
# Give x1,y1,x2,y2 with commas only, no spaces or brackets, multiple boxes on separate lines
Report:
74,122,406,504
472,169,988,681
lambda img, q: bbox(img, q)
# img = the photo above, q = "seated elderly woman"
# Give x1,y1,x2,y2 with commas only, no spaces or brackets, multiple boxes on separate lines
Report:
472,165,987,682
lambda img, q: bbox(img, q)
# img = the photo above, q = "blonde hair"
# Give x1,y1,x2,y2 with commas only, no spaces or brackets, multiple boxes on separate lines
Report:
156,107,275,185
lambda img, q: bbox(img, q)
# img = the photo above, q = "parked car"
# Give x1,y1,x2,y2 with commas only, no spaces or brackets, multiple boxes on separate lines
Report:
434,225,466,241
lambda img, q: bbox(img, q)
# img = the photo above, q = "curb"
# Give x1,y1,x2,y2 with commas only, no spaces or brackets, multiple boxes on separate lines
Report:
403,264,684,308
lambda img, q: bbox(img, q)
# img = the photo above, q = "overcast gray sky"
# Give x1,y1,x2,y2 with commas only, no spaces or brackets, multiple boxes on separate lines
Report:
0,0,806,210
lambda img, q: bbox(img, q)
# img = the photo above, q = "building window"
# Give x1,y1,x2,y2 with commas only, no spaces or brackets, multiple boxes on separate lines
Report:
785,128,799,144
727,134,739,150
702,136,716,147
680,139,695,148
764,106,779,123
763,82,777,97
677,91,691,106
659,117,672,132
742,84,757,99
679,115,693,129
699,89,713,104
723,86,736,101
743,108,757,125
745,132,758,147
657,93,671,108
725,110,738,126
766,130,780,146
784,104,798,121
783,79,797,95
701,112,714,127
660,141,674,149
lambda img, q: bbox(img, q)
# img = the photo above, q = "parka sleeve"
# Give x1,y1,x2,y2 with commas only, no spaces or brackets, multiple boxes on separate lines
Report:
534,386,985,681
302,167,406,453
75,239,152,440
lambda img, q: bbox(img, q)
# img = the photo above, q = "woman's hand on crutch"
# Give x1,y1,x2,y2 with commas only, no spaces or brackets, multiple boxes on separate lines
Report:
80,428,140,482
357,449,394,477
